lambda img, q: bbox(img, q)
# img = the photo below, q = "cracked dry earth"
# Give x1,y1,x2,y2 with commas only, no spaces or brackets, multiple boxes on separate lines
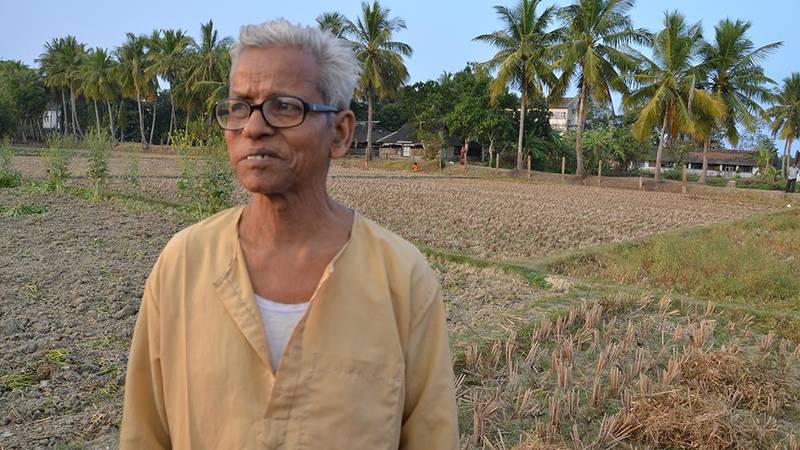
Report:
0,188,185,449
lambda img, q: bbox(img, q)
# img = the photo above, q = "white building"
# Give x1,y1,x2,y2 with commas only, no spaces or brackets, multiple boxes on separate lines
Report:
637,148,759,178
42,109,60,130
548,97,579,132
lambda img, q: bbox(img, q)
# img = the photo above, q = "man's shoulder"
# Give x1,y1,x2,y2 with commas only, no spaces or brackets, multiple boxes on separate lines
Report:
157,206,242,265
354,213,439,302
355,213,428,268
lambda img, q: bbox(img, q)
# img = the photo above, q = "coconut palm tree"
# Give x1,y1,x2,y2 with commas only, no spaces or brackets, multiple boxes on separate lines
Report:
115,33,151,149
317,12,349,38
185,20,233,121
697,19,781,181
79,48,117,132
147,29,195,135
347,1,412,166
625,11,725,181
474,0,560,171
553,0,649,177
38,36,86,136
767,73,800,177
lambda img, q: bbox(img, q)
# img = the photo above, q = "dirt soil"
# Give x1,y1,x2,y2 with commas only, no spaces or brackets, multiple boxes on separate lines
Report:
0,188,185,449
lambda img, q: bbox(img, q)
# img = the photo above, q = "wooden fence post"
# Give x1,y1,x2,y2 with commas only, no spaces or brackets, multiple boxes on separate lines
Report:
598,160,602,182
496,154,500,170
638,176,643,190
527,155,531,179
561,156,566,182
682,165,688,194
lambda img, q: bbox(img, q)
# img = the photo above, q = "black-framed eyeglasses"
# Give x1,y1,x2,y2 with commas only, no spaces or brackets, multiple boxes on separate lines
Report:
214,96,340,130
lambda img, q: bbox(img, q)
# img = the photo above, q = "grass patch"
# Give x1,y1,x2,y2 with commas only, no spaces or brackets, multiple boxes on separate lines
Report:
420,244,549,289
549,209,800,311
0,372,35,390
45,349,69,366
79,337,117,350
23,281,43,301
0,202,47,217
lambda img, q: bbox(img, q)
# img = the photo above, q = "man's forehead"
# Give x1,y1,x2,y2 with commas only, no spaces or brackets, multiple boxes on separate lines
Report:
230,46,320,97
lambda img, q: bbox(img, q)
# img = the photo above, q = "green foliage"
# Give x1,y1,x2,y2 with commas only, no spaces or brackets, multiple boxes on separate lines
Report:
474,0,561,170
44,133,81,150
562,125,646,174
124,151,141,192
45,348,70,366
0,60,47,138
1,202,47,217
172,125,234,220
417,131,445,162
42,138,72,193
349,2,412,101
0,137,21,188
85,128,112,200
0,372,35,391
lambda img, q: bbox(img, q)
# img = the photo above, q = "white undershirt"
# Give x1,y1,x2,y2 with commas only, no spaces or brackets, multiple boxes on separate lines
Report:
254,294,309,373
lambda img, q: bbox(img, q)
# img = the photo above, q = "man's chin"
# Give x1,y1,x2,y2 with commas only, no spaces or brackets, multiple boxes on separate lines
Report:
239,177,293,196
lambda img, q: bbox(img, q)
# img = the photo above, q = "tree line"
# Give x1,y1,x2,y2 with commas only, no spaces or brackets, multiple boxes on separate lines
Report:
0,0,798,180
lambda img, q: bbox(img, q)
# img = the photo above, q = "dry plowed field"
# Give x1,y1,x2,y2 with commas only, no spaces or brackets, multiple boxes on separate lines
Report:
11,152,778,259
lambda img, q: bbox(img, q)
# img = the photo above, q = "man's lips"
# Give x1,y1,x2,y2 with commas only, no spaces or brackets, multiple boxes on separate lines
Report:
240,150,281,162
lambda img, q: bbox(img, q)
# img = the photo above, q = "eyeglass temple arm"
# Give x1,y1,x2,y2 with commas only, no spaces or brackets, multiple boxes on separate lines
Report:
306,102,340,113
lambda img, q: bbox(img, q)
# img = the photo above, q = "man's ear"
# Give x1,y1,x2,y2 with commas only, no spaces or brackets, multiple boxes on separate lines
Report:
330,110,355,160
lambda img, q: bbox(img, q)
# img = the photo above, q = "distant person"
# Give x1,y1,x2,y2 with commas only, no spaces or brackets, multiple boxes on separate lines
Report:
119,19,458,449
787,163,799,193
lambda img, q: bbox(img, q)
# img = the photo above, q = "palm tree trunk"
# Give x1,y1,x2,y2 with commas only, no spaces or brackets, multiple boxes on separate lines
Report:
654,113,669,182
366,92,373,167
169,90,176,136
149,99,157,145
70,87,83,138
782,137,791,178
117,101,125,142
516,86,526,172
135,84,149,149
700,136,710,183
106,100,115,138
94,100,101,131
60,88,69,135
575,88,587,178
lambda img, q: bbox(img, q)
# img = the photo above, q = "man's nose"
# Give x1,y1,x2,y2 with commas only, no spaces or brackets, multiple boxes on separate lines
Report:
242,107,276,139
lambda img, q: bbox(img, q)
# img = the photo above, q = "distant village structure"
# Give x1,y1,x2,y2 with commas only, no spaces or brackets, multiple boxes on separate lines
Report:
548,97,579,132
351,102,761,179
637,148,759,178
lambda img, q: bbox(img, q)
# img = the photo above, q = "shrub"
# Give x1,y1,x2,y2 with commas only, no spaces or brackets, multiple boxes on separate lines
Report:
42,139,71,194
44,133,81,150
172,129,234,220
662,168,699,182
0,136,21,188
124,151,141,193
85,128,112,200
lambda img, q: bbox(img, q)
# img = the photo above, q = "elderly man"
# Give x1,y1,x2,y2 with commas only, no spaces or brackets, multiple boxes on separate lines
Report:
119,19,458,449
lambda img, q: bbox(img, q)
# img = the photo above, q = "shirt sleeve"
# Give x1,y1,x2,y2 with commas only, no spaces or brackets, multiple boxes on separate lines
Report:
119,281,171,449
400,281,460,449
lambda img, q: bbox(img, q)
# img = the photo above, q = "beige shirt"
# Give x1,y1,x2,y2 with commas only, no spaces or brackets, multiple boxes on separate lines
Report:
119,206,459,449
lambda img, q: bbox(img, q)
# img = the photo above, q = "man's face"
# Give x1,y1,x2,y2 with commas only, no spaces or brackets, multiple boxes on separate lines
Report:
225,46,337,195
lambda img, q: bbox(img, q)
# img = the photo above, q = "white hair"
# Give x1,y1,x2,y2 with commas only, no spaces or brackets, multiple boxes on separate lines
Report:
230,19,361,111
